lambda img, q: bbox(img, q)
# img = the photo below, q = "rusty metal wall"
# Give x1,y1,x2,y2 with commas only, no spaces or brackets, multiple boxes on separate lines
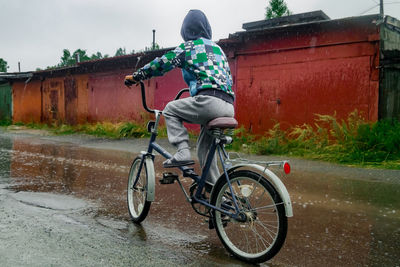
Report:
234,24,380,134
88,70,150,122
64,76,78,125
12,80,42,123
75,75,89,124
63,75,89,125
40,75,88,124
87,68,189,123
42,78,65,124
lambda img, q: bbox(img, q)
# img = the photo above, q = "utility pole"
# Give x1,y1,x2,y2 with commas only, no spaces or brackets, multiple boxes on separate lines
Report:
380,0,384,19
75,53,80,63
152,29,156,50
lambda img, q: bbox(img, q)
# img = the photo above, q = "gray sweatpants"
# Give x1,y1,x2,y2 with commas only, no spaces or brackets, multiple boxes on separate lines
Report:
163,95,235,184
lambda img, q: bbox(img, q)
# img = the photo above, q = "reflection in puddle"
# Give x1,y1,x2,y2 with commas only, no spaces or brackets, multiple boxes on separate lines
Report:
9,139,131,219
0,136,13,183
2,135,400,266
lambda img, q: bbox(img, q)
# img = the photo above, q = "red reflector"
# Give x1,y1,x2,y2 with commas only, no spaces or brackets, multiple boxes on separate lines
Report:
283,162,291,174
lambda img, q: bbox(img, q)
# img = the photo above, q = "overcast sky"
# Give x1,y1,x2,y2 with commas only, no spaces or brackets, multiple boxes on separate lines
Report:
1,0,399,72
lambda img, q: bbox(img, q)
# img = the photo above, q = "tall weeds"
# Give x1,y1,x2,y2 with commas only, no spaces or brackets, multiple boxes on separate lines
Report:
231,110,400,168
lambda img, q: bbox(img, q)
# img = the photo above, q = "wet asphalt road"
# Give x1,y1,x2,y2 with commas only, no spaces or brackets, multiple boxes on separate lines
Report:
0,127,399,266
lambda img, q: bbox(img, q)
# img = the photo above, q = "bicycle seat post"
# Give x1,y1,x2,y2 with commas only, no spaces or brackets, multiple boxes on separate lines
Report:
193,117,238,199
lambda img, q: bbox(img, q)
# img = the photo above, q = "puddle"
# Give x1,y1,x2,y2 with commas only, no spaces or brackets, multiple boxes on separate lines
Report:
12,191,89,210
1,134,399,266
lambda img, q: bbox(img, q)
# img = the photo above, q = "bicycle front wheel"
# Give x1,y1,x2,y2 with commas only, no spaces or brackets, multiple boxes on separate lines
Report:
211,170,287,263
127,157,151,223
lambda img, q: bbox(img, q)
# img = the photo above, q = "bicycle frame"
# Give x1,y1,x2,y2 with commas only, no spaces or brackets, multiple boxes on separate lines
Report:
134,111,244,219
131,82,246,219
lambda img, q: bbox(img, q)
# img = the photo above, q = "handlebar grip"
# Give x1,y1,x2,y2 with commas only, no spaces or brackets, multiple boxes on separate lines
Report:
125,75,134,82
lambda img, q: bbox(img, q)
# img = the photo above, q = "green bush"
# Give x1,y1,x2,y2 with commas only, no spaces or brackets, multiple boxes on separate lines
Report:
118,122,149,138
354,119,400,161
0,119,12,126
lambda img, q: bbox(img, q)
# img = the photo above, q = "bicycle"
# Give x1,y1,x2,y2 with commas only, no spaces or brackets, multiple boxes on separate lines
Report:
126,81,293,264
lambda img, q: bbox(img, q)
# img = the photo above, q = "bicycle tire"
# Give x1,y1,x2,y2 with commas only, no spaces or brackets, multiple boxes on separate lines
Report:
210,170,287,263
127,156,152,223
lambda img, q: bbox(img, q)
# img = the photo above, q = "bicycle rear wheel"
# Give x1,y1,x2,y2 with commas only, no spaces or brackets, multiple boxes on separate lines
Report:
211,170,287,263
127,157,151,223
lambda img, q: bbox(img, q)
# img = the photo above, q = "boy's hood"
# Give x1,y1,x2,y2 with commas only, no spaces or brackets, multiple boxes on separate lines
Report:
180,10,212,42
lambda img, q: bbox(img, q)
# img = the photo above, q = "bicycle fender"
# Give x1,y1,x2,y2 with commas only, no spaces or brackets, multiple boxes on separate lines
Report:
228,164,293,217
144,156,155,202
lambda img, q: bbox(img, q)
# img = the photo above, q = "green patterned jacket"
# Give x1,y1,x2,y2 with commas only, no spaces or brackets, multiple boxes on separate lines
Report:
134,38,234,99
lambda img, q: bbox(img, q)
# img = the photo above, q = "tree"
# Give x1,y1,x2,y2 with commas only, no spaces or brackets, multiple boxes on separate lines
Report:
265,0,292,19
115,47,126,56
144,43,160,52
51,49,108,69
59,49,75,67
0,58,9,72
72,49,91,63
90,51,108,60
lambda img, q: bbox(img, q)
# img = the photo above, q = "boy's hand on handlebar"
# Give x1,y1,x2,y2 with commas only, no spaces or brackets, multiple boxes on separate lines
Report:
124,72,143,88
124,75,136,87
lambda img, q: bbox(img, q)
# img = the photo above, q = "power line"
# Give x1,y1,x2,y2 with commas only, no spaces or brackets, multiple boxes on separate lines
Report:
359,4,379,15
361,0,400,16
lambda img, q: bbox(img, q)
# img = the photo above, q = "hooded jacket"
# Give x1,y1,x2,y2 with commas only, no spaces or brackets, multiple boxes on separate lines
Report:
180,9,212,42
134,10,234,103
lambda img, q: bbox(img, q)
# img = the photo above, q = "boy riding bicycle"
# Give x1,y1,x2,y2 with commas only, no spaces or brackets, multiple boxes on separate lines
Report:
125,9,235,185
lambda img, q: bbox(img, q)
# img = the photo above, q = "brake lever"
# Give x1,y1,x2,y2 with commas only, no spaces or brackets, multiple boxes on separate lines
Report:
135,56,141,70
125,56,142,89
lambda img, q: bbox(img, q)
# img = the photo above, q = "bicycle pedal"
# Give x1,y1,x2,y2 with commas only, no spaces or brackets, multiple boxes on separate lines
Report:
159,172,178,184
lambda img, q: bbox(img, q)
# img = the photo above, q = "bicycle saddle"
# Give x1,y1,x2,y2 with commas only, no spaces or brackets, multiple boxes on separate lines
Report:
206,117,238,129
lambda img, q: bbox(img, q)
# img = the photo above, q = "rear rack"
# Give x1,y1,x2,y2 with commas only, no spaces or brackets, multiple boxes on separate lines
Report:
225,152,290,174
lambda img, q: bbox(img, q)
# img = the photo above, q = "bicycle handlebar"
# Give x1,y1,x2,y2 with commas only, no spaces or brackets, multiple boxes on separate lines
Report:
139,82,154,114
174,88,190,100
139,81,189,114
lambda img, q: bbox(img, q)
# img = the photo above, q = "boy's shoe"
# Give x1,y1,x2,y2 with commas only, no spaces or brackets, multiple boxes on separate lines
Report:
163,158,195,168
163,147,194,168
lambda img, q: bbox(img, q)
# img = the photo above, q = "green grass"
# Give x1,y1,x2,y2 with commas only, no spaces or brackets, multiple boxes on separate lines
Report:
8,110,400,169
11,121,166,139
